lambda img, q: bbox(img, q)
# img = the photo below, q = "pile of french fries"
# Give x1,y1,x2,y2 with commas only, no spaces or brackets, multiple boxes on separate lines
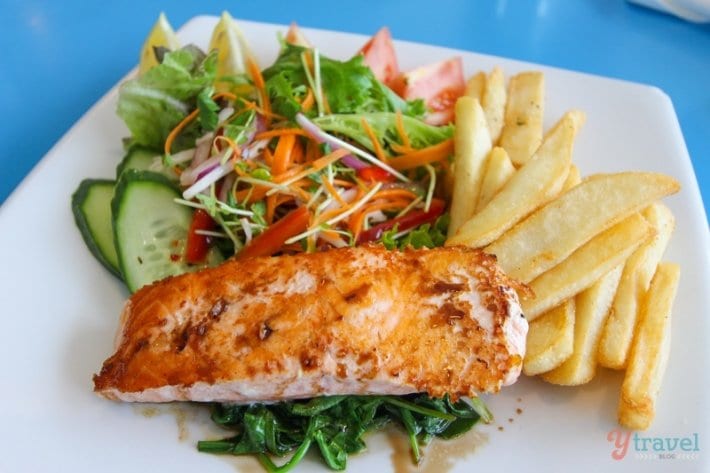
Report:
444,69,681,431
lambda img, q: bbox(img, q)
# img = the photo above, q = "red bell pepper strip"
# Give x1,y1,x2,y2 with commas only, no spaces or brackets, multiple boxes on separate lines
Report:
185,209,217,264
357,165,395,183
357,198,446,244
238,206,310,259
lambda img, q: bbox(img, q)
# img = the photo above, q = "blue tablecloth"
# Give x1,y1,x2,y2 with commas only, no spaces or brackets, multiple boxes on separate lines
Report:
1,0,708,219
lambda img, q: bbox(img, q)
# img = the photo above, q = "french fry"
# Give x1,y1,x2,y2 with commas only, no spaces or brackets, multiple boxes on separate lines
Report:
486,172,681,283
598,203,675,369
521,213,653,320
446,111,583,248
481,67,506,143
498,72,544,166
475,147,515,212
618,262,679,430
523,299,575,376
465,71,485,100
447,97,492,235
541,265,623,385
562,163,581,191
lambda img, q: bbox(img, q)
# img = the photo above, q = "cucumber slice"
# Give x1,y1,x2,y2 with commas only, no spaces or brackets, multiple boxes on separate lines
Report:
116,146,178,180
112,170,223,292
71,179,121,278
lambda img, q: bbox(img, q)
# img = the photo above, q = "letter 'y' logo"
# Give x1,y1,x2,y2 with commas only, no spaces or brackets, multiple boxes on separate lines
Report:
607,429,632,460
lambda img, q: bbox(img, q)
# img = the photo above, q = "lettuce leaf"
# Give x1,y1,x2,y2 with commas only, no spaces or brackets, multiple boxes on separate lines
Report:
262,44,423,119
117,45,217,150
313,113,453,154
381,214,450,250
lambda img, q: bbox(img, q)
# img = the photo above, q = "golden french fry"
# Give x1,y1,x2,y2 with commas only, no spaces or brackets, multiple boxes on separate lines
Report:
523,299,575,376
465,72,485,100
541,265,623,385
562,164,581,191
447,97,492,235
447,111,583,248
498,72,544,166
598,203,675,369
619,262,679,430
481,67,506,143
486,172,681,283
521,213,653,320
475,147,515,212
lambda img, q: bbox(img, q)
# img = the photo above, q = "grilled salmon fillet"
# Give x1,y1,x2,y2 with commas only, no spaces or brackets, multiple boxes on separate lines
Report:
94,245,528,403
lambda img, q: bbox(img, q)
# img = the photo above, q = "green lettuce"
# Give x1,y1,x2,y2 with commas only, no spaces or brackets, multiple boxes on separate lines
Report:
381,214,450,250
314,112,453,155
262,44,423,119
117,45,217,150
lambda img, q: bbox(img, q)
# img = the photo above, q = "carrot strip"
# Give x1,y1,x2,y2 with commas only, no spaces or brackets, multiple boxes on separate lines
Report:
254,128,311,140
238,206,310,259
390,139,454,171
246,57,272,125
395,110,412,149
265,194,277,224
301,88,315,112
370,189,420,201
263,148,274,167
390,142,416,155
348,199,412,237
332,179,355,188
323,178,346,205
272,134,297,176
291,139,305,164
361,118,387,162
164,109,199,155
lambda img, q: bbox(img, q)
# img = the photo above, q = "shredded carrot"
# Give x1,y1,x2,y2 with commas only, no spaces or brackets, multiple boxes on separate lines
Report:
265,194,277,224
348,199,412,237
291,139,305,164
239,99,285,121
254,128,311,140
272,134,297,175
361,118,387,163
246,57,272,126
390,142,417,155
301,88,315,112
164,109,199,156
370,189,420,201
390,139,454,171
395,110,412,149
322,91,331,114
213,135,241,160
263,148,274,167
332,179,355,188
212,91,238,102
323,177,346,205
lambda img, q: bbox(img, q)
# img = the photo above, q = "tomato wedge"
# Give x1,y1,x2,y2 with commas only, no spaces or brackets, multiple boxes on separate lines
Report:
357,165,395,183
391,57,465,126
238,206,310,259
185,209,216,264
358,27,400,88
357,198,446,244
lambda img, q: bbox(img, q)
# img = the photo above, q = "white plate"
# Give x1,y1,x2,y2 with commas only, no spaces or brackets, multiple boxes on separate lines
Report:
0,16,707,473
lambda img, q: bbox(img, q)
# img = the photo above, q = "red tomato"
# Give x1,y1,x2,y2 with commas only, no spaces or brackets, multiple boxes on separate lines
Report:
392,57,465,126
358,27,400,88
185,209,216,264
357,166,395,183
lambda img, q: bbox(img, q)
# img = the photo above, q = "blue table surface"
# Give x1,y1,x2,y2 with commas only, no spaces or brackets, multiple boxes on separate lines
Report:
1,0,708,220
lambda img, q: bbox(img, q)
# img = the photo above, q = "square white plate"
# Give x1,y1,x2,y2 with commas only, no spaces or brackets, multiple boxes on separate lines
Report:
0,16,707,473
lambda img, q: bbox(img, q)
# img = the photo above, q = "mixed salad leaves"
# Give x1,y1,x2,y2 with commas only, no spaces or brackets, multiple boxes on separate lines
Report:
72,12,484,471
